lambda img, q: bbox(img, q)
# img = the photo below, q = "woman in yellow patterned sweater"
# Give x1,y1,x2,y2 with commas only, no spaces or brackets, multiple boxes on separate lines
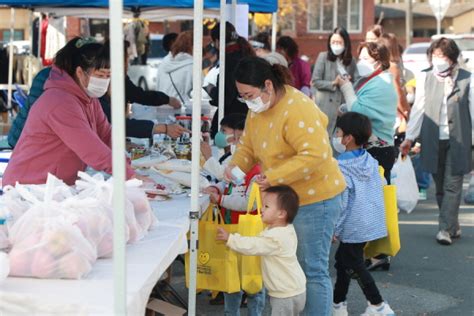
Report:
225,56,346,316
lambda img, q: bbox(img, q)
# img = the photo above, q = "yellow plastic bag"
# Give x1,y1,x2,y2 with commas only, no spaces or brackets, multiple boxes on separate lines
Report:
364,185,401,257
185,204,240,293
238,183,264,294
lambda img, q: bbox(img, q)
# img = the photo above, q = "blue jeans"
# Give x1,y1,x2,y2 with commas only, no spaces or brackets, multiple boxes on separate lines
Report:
412,153,431,190
224,289,265,316
293,194,342,316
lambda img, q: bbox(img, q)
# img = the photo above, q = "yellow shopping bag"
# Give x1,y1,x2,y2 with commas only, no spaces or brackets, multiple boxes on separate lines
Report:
185,204,240,293
238,183,264,294
364,185,401,257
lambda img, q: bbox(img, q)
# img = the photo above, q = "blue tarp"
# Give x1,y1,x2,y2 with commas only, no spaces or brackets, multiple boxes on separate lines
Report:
0,0,277,13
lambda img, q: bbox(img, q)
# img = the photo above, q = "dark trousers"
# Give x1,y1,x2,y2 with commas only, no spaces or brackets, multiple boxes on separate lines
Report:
333,242,383,305
432,140,464,234
368,146,396,184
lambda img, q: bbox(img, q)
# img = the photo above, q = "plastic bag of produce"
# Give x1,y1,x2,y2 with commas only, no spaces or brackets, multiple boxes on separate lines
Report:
126,179,158,232
8,205,96,279
75,171,143,243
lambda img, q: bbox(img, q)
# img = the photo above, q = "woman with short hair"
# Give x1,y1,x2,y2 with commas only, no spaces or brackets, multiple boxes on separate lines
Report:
336,41,398,184
401,38,473,246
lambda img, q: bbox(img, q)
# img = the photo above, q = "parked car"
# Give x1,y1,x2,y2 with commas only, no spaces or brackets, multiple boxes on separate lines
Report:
431,34,474,72
128,34,167,91
2,40,30,55
402,42,430,75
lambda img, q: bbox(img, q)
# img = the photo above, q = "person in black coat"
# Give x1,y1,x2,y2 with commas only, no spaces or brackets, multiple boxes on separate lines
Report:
205,22,256,138
100,41,187,139
100,75,186,138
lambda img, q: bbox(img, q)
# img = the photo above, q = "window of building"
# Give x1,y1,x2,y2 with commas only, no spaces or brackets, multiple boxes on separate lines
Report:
308,0,362,33
1,29,24,41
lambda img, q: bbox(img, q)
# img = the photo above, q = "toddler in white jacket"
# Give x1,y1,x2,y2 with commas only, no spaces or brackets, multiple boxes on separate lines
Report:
217,185,306,316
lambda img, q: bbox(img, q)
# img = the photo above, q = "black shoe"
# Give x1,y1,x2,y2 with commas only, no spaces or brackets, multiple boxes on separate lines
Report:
209,292,224,305
367,257,391,271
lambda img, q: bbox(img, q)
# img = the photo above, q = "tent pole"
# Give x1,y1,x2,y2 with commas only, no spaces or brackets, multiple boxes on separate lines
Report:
271,12,277,52
7,7,15,112
38,12,42,60
28,10,34,89
188,0,204,314
218,0,226,128
109,0,127,315
231,0,237,25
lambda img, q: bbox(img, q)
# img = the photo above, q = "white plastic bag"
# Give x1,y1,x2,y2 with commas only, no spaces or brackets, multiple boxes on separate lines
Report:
62,197,114,258
391,153,419,213
8,176,97,279
8,204,96,279
0,251,9,282
75,172,142,243
126,179,158,232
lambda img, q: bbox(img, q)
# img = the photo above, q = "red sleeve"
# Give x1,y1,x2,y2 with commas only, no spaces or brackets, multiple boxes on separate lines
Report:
47,99,135,179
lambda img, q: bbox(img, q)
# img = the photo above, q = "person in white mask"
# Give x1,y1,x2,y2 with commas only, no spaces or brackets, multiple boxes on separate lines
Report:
335,41,398,186
312,27,358,136
401,38,473,246
226,56,347,316
3,37,143,186
333,42,399,273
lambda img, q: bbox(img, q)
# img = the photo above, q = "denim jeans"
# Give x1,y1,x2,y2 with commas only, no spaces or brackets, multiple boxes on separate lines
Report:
293,194,343,316
412,153,431,190
224,289,266,316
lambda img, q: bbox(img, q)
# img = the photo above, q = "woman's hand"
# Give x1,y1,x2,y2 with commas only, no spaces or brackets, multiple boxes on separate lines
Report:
400,139,413,156
168,97,182,109
166,124,190,138
333,75,348,87
255,174,271,190
201,142,212,160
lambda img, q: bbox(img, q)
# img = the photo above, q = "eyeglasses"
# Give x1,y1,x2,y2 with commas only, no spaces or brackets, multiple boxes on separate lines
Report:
237,88,266,103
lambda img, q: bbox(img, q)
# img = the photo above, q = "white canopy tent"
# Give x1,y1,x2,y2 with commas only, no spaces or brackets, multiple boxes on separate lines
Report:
1,0,278,314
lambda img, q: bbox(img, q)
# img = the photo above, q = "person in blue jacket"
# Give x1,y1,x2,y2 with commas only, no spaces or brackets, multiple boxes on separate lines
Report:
331,112,395,316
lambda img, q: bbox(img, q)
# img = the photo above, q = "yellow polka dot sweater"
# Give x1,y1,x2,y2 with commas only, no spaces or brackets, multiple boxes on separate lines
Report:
231,86,346,206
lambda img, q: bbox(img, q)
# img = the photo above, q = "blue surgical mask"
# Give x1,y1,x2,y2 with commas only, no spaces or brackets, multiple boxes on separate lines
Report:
214,131,233,149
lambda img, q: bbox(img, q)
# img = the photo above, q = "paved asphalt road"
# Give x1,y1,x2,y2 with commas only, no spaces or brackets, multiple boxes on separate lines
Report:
167,179,474,316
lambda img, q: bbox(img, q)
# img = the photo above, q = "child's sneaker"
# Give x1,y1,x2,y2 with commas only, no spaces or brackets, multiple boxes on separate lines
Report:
361,302,395,316
332,301,348,316
418,189,427,200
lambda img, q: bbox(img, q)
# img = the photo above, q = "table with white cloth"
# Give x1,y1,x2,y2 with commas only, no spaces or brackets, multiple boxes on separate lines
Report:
0,193,210,315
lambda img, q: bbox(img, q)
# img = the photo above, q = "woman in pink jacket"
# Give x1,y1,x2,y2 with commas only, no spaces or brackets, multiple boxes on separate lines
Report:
3,37,135,186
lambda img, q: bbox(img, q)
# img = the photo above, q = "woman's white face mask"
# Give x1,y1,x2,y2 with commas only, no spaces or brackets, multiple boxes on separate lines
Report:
356,59,377,77
85,76,110,98
432,57,451,75
244,92,272,113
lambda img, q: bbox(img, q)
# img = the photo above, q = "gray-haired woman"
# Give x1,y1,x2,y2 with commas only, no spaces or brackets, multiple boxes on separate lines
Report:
401,37,473,246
